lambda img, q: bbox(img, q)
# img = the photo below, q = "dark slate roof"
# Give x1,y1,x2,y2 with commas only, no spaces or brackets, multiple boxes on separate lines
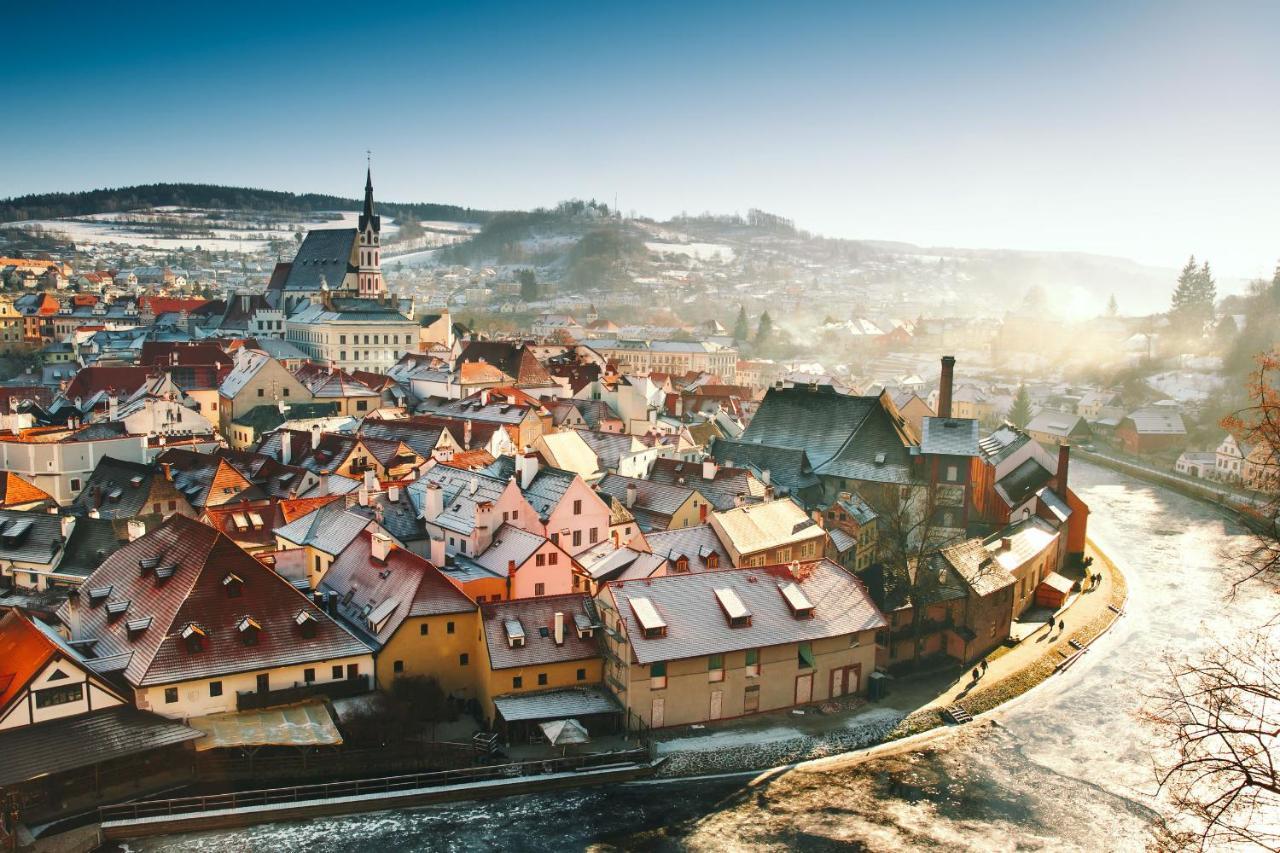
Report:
919,417,981,457
58,514,370,687
607,560,887,666
457,341,552,386
0,510,67,566
709,438,821,494
348,492,427,543
281,228,357,292
978,425,1031,465
59,517,129,578
648,458,766,512
481,594,600,670
232,402,341,433
595,474,695,519
71,457,159,520
995,457,1054,507
736,387,916,486
483,457,578,519
644,523,732,569
359,418,448,461
0,706,202,786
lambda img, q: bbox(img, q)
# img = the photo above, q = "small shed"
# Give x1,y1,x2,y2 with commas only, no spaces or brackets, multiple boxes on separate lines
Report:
1034,571,1074,610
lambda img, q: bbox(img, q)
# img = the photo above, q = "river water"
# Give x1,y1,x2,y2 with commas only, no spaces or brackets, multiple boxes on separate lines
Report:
132,462,1275,852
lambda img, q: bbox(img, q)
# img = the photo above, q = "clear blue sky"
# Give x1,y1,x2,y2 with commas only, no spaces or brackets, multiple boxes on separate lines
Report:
4,0,1278,278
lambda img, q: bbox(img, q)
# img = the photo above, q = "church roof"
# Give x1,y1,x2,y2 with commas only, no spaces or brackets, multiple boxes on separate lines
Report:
280,228,358,293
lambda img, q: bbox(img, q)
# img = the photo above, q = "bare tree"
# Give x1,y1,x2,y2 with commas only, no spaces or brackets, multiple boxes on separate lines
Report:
1147,352,1280,850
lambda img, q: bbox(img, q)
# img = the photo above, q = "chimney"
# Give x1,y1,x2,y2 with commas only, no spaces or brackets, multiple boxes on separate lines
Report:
429,534,446,566
358,486,369,507
60,515,75,539
554,611,565,646
507,559,517,578
760,468,771,486
424,482,443,519
625,482,637,508
480,389,490,406
702,459,718,480
108,392,118,421
327,590,338,615
280,434,292,466
388,484,400,503
370,532,392,563
311,425,321,450
1000,537,1012,552
469,475,479,495
66,587,81,640
88,508,100,519
127,519,146,541
734,493,745,508
363,469,378,493
1057,443,1070,498
938,355,956,418
518,452,539,490
160,462,172,481
463,419,472,449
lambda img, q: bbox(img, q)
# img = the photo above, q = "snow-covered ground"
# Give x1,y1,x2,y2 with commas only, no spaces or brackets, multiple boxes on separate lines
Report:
645,241,735,262
1146,369,1223,403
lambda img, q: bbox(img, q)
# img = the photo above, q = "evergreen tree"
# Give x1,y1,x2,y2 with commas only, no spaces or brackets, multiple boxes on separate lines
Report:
1007,384,1033,429
516,268,538,302
1107,293,1119,317
755,311,774,346
1170,255,1216,334
732,305,749,342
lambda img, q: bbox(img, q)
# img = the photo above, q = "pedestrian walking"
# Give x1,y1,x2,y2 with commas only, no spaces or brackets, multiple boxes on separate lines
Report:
1058,619,1065,633
981,660,988,674
972,667,980,682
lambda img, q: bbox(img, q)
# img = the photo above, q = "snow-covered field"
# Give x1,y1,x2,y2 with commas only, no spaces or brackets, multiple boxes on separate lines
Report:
645,241,735,262
9,208,404,254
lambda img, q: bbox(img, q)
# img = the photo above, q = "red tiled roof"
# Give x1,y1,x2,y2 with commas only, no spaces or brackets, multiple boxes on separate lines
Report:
279,495,341,524
0,472,53,508
58,515,369,687
140,342,233,369
0,609,59,713
62,366,157,400
138,296,210,316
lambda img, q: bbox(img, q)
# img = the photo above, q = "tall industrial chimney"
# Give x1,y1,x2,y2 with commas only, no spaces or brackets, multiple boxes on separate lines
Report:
1057,443,1070,498
938,355,956,418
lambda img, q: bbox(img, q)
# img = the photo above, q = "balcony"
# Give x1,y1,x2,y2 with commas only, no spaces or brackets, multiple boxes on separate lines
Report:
236,674,370,711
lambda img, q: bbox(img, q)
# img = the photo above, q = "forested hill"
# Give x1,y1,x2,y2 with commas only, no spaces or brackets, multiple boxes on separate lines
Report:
0,184,490,225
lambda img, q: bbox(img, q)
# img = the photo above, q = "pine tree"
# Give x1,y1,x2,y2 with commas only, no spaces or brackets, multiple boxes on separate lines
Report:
1107,293,1118,317
755,311,774,346
733,305,749,342
1171,255,1216,335
1007,384,1033,430
517,268,538,302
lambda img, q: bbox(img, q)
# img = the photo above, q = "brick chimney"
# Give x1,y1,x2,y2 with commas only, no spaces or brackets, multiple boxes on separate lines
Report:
938,355,956,418
1057,443,1070,498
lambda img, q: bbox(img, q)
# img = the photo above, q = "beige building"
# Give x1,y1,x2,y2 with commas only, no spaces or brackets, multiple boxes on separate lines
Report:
0,429,150,505
218,349,313,434
709,498,829,567
597,560,886,728
588,339,737,381
285,295,419,374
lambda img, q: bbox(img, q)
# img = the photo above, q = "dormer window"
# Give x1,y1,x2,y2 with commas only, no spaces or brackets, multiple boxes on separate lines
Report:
674,556,690,573
295,610,318,638
181,622,206,652
105,599,129,622
573,612,595,639
505,619,526,648
223,572,244,598
237,616,261,646
154,564,177,583
779,581,815,619
714,587,752,628
126,616,152,639
705,552,720,569
631,597,667,639
88,586,112,607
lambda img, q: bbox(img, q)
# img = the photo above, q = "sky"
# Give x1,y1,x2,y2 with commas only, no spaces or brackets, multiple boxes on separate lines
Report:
3,0,1278,280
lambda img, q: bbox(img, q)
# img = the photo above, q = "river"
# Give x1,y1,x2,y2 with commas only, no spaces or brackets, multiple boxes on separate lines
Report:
130,462,1274,851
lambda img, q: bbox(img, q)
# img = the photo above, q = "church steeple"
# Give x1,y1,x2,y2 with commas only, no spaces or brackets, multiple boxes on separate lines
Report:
356,163,385,298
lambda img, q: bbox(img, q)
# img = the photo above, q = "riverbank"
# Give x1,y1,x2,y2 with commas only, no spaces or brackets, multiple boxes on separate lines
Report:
1077,447,1268,524
30,546,1132,847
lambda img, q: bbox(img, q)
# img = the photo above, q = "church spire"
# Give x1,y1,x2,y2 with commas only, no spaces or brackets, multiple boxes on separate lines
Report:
356,161,384,298
359,164,379,234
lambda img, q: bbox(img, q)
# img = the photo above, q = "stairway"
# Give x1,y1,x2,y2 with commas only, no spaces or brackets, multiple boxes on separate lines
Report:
943,704,973,725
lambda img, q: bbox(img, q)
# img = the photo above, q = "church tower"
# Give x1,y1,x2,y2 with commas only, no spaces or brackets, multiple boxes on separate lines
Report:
356,167,385,298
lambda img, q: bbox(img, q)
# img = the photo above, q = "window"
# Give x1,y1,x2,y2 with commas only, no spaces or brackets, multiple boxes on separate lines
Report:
304,668,315,683
283,388,289,397
709,654,725,682
340,335,346,345
357,400,368,411
576,668,587,681
946,465,959,482
394,660,404,673
153,502,161,513
257,388,264,397
537,673,548,686
534,583,545,596
745,648,760,677
536,553,546,567
590,527,599,544
209,681,223,697
459,653,469,666
256,674,270,693
650,661,667,689
332,665,343,680
314,556,322,573
573,499,582,515
513,676,523,689
447,621,455,634
70,477,82,492
548,552,558,565
35,683,83,708
420,623,429,636
573,530,582,547
168,500,177,511
164,687,178,704
798,642,815,669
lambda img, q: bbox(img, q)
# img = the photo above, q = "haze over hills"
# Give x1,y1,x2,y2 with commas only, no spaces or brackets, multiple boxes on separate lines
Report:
0,183,1219,316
